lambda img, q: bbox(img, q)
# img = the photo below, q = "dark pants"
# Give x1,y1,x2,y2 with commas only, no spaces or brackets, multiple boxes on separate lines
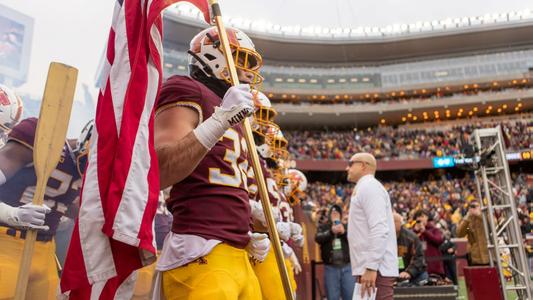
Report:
443,255,458,285
375,273,395,300
356,272,395,300
410,271,429,285
324,263,355,300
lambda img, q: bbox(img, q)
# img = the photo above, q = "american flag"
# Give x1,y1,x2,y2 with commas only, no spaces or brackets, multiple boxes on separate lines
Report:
60,0,209,298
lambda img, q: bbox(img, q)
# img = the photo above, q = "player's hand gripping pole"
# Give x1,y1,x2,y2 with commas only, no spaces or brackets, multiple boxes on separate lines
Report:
207,1,294,299
14,63,78,300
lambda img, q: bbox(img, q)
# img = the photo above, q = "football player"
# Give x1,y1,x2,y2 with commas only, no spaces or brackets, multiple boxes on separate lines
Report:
247,94,305,299
0,117,92,299
270,132,305,295
153,27,269,299
247,91,290,300
0,84,23,147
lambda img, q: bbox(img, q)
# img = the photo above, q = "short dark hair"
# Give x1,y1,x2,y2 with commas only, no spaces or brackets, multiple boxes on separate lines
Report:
413,209,431,220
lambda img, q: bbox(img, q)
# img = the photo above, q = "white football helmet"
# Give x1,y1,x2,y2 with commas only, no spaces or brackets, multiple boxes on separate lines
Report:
271,130,289,163
73,120,95,176
0,84,23,133
188,26,263,87
251,90,279,158
285,169,307,206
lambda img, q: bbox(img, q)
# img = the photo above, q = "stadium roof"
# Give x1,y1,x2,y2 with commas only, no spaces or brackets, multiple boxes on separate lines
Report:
168,1,533,38
163,8,533,64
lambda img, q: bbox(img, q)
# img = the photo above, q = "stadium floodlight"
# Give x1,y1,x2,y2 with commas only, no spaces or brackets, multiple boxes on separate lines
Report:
252,20,268,32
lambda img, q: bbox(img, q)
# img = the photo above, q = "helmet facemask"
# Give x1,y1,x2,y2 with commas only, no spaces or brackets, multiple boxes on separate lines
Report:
251,91,279,159
74,120,95,177
286,169,308,206
188,27,264,91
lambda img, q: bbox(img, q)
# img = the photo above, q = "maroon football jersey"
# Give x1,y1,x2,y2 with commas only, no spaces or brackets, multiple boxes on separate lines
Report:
279,192,294,222
157,75,252,248
0,118,82,238
247,157,280,207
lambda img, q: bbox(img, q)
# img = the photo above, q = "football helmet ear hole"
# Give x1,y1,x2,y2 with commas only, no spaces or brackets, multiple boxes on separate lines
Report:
204,53,217,61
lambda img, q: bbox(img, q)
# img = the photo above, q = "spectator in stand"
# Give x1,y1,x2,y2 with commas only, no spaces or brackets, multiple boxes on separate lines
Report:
456,200,490,266
412,210,446,278
285,119,532,161
393,213,428,286
315,205,354,300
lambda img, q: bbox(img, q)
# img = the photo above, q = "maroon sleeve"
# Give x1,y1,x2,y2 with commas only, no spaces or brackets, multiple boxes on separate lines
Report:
7,117,37,149
423,227,444,246
156,75,204,120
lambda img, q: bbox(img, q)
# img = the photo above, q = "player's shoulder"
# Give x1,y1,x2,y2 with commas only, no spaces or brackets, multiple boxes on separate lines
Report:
8,117,38,149
157,75,222,120
159,75,213,102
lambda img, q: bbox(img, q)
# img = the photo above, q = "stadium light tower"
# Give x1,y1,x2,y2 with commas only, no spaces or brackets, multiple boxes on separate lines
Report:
471,127,532,300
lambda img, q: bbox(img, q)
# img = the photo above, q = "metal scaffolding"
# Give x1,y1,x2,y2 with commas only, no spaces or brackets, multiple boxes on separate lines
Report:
471,126,532,300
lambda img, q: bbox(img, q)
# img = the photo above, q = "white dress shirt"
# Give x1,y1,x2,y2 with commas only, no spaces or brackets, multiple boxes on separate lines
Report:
347,174,398,277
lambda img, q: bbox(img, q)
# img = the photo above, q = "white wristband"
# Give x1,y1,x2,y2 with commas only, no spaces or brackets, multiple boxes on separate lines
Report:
192,114,228,150
0,169,6,185
0,202,17,225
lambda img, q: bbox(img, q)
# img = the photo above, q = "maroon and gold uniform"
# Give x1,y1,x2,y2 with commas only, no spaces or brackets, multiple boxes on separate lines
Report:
157,75,251,248
156,75,261,300
279,192,294,223
248,157,281,206
248,157,291,300
0,117,82,300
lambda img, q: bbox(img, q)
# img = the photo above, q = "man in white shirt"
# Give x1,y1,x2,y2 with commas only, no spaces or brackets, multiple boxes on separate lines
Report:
346,153,398,299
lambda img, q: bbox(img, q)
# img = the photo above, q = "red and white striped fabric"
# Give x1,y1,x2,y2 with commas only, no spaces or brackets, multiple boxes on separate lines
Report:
60,0,209,299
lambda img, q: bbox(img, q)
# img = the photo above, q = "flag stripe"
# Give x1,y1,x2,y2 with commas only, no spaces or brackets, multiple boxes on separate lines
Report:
61,0,210,298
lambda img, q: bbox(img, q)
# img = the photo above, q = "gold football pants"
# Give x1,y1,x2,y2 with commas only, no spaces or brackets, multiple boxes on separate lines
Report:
0,228,58,300
162,243,262,300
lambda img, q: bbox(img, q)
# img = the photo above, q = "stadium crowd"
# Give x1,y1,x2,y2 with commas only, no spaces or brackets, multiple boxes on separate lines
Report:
308,172,532,284
307,173,532,238
286,118,532,160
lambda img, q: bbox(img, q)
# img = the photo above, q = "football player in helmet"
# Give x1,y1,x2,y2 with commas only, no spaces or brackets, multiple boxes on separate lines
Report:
0,118,92,299
285,169,308,207
247,94,305,298
153,27,269,299
247,91,291,300
0,84,23,147
268,131,306,295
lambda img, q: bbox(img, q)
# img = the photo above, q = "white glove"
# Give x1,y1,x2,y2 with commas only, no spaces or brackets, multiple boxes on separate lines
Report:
290,222,302,236
246,232,270,262
289,251,302,275
281,241,294,258
249,199,266,226
193,84,254,149
250,200,281,227
291,234,305,248
277,222,291,242
0,202,51,231
289,222,304,247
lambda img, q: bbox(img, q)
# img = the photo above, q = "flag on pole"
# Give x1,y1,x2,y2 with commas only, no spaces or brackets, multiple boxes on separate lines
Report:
60,0,209,299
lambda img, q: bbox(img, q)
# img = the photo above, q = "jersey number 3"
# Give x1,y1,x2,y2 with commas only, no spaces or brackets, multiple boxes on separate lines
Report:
209,129,249,189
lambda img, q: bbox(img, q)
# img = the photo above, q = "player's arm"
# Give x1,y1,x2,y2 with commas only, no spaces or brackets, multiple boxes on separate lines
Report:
0,141,51,230
155,84,255,189
0,141,33,184
155,106,208,189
